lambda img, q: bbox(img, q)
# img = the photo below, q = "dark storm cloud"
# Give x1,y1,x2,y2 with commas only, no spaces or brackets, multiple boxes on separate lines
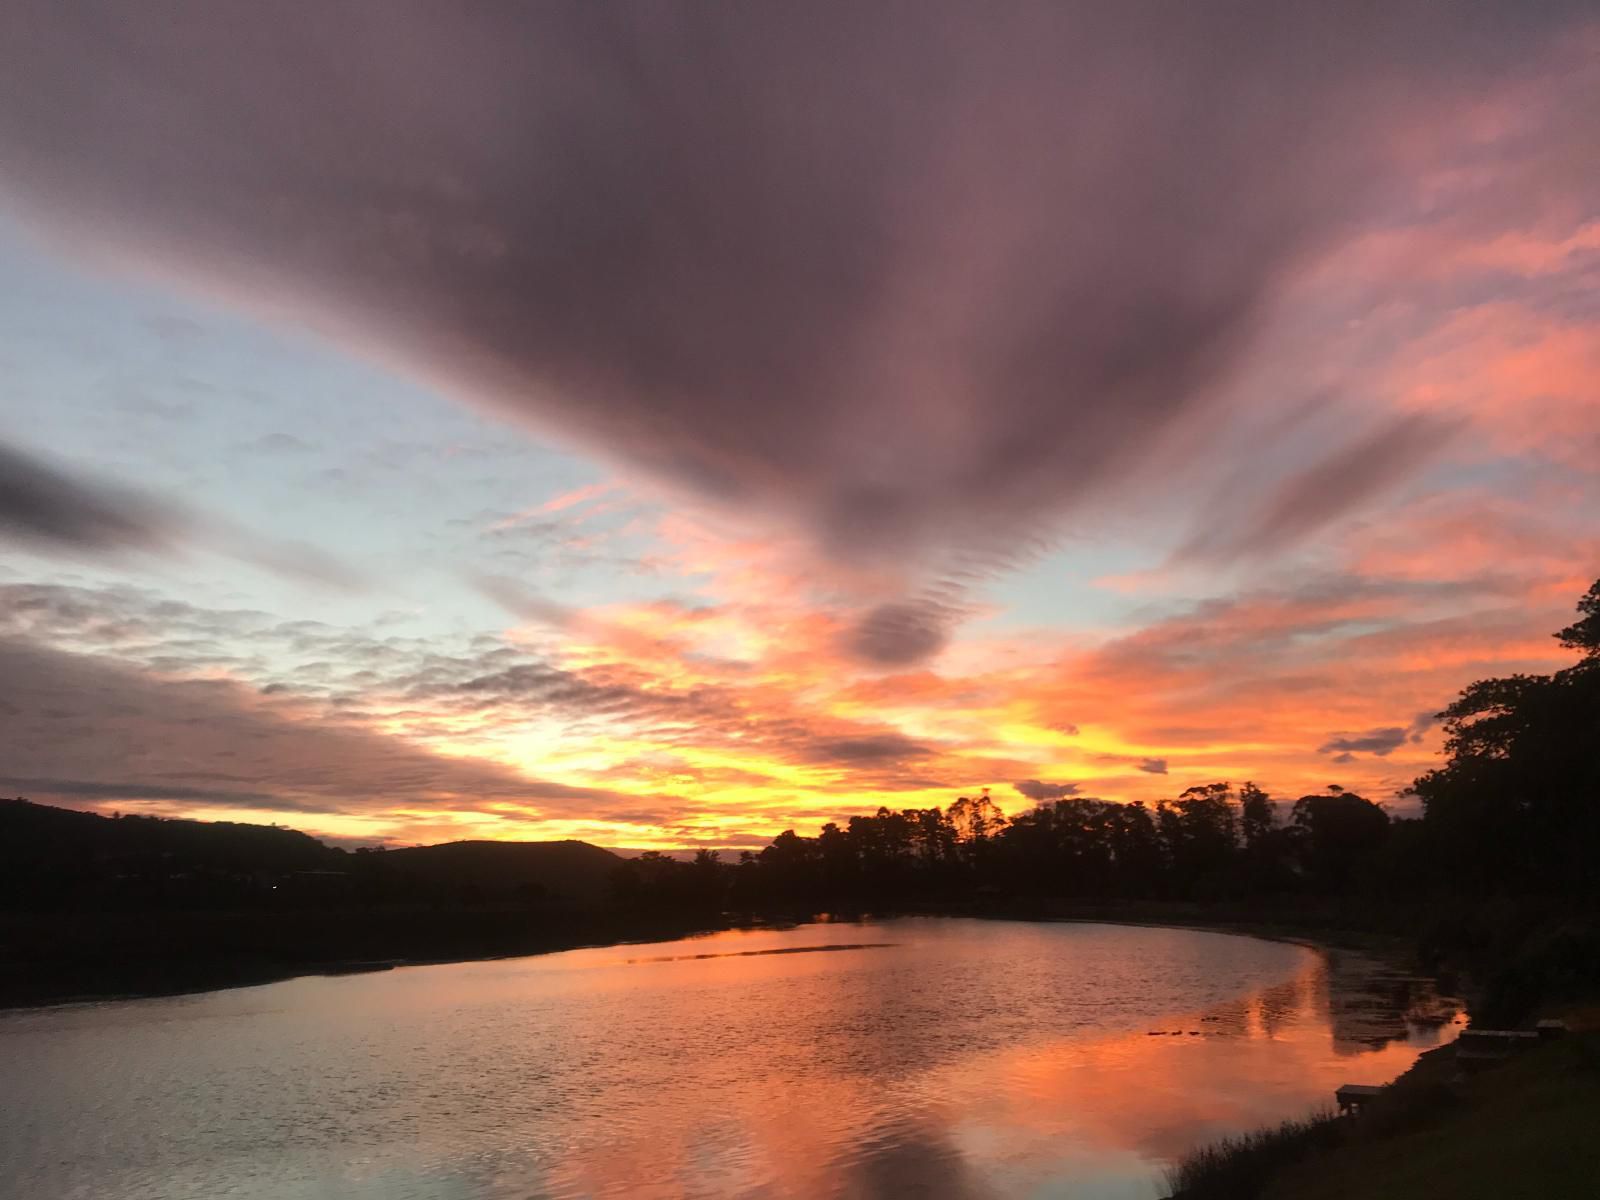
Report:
0,2,1583,572
1014,779,1079,802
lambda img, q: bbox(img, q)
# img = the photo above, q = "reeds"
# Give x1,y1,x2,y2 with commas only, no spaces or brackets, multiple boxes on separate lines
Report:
1162,1109,1345,1199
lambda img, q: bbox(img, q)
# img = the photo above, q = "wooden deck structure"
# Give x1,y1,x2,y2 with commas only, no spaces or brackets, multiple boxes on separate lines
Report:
1335,1083,1384,1114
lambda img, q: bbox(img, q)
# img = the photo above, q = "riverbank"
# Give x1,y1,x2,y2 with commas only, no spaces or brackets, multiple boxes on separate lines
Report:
1166,1009,1600,1199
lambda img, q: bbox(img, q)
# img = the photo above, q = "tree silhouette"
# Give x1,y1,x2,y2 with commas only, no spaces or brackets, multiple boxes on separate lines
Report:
1413,576,1600,897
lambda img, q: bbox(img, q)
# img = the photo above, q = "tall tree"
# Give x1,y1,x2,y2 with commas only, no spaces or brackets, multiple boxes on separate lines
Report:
1413,576,1600,896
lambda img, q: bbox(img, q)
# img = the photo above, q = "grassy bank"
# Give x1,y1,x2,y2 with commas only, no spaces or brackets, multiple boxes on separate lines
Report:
1167,1019,1600,1199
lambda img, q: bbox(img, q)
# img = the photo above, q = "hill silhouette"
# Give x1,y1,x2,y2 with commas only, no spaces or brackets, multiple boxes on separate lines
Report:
0,798,622,911
0,800,655,1004
372,839,623,906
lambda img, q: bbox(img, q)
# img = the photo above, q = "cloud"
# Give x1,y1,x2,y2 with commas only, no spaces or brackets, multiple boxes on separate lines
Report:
1318,726,1409,757
844,602,951,667
0,579,966,800
0,2,1583,581
474,574,580,630
4,777,277,807
0,440,358,587
1319,712,1440,760
802,734,930,766
1180,414,1460,562
0,637,623,815
1015,779,1080,802
1138,758,1169,775
0,440,180,556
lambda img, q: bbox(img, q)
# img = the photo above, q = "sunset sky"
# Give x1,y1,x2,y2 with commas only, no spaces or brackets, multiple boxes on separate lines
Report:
0,3,1596,850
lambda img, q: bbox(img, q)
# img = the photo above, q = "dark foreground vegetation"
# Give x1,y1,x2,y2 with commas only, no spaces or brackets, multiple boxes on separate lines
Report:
1165,1110,1347,1200
3,579,1598,1015
1166,1024,1600,1199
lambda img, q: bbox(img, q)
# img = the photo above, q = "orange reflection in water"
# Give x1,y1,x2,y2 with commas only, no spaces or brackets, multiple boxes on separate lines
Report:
529,926,1460,1200
0,920,1463,1200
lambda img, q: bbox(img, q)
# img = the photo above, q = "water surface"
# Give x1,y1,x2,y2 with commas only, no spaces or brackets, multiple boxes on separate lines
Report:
0,918,1460,1199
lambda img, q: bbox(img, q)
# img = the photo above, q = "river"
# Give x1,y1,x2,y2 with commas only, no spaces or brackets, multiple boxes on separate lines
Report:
0,918,1461,1199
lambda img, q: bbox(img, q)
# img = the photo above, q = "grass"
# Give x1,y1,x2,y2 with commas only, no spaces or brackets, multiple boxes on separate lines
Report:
1262,1034,1600,1200
1165,1030,1600,1200
1162,1111,1346,1199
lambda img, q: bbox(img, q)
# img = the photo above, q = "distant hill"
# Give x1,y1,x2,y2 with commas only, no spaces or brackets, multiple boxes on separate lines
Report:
0,799,706,1008
0,797,335,874
376,840,624,906
0,798,623,909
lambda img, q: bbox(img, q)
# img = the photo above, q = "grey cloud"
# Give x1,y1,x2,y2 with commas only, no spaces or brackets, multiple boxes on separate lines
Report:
1014,779,1080,802
845,602,950,667
1319,726,1409,757
802,734,930,765
0,441,357,587
0,3,1581,579
0,637,626,814
222,525,364,591
0,441,180,556
5,777,306,811
1181,414,1460,562
473,574,579,629
1138,758,1169,775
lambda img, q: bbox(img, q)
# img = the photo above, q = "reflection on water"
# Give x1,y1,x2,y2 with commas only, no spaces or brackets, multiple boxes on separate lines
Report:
0,919,1460,1200
626,942,897,964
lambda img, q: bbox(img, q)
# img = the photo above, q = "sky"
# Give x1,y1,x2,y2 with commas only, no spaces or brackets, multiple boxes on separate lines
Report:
0,3,1597,851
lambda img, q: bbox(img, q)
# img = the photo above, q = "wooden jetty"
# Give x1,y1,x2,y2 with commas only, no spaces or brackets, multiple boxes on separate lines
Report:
1335,1083,1384,1114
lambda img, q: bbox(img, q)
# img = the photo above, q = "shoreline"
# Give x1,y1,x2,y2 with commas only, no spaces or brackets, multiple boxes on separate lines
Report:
1164,1015,1596,1198
0,909,736,1012
2,903,1430,1014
